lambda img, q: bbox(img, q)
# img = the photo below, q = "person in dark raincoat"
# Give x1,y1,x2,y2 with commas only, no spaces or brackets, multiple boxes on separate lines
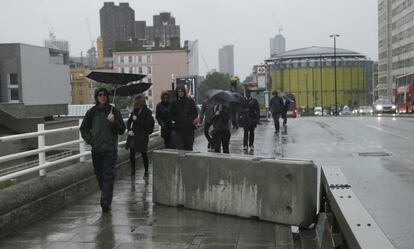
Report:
156,92,174,149
127,95,155,177
239,91,260,152
211,104,231,153
269,91,284,134
170,86,199,151
80,88,126,212
199,97,215,151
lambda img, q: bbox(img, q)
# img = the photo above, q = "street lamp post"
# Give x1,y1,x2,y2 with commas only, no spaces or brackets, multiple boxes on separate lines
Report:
319,55,323,116
330,34,340,115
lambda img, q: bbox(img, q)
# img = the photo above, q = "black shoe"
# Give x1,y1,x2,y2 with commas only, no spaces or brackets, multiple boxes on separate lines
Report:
143,171,149,178
101,200,111,213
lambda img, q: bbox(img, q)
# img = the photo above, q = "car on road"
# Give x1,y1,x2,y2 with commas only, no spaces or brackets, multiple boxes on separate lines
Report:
373,99,396,114
358,106,374,115
314,106,323,116
341,106,352,116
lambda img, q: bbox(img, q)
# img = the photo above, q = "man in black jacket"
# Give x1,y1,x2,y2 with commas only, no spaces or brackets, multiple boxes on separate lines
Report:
199,97,215,151
211,104,231,153
269,91,284,134
170,86,199,151
156,92,174,149
80,88,126,212
239,91,260,152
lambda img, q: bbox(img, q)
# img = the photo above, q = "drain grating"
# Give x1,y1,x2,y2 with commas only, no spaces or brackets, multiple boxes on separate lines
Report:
358,152,391,157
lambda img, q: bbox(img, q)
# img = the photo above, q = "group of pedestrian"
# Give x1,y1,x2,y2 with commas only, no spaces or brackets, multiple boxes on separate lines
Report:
80,86,199,212
80,86,289,213
199,90,261,154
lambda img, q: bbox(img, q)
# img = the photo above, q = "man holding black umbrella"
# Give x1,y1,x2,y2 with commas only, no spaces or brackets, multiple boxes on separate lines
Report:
80,88,126,212
170,86,199,151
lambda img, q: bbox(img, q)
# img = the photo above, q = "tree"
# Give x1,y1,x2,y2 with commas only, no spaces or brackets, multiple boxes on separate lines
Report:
197,72,231,104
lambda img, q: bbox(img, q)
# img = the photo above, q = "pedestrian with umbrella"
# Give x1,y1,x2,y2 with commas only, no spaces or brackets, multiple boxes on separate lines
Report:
82,71,147,212
239,91,260,153
80,88,126,212
126,95,155,177
211,104,231,153
170,85,199,151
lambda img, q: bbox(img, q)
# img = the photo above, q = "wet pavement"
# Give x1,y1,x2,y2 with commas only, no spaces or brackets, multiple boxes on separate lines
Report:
0,127,282,249
279,116,414,249
2,116,412,248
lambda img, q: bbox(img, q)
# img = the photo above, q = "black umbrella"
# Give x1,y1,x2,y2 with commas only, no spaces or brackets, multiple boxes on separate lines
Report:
86,71,146,85
86,71,147,111
109,83,152,96
206,89,244,111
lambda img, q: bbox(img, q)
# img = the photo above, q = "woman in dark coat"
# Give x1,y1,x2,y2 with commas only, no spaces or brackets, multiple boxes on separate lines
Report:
239,91,260,152
127,95,155,177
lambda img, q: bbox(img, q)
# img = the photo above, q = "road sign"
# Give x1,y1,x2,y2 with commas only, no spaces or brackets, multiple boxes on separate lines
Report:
257,66,266,75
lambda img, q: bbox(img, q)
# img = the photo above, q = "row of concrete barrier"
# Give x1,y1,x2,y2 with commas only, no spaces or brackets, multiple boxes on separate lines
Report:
153,150,318,227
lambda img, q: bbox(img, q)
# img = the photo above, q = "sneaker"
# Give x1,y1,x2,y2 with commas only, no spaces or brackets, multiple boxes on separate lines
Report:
101,200,111,213
249,146,254,152
243,146,248,152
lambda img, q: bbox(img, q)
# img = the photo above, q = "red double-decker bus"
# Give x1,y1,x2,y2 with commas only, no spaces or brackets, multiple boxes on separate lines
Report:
395,72,414,113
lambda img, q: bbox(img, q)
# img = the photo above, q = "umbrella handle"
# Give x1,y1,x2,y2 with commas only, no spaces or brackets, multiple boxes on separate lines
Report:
110,87,117,113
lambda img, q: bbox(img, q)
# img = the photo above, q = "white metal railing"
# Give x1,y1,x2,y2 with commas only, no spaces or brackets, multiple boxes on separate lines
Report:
0,118,160,183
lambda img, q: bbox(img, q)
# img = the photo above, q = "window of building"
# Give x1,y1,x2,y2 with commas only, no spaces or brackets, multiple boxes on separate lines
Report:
129,67,133,73
148,78,152,84
147,55,152,63
10,88,19,101
124,56,128,64
9,73,18,85
139,67,143,74
142,55,147,63
148,89,152,97
121,68,125,73
147,66,152,74
138,55,142,63
120,56,124,64
128,56,133,63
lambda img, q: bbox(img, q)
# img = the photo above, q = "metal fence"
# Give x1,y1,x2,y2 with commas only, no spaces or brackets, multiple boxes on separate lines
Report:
0,119,160,183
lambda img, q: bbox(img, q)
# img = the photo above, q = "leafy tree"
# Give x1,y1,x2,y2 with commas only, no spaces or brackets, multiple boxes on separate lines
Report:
198,72,247,104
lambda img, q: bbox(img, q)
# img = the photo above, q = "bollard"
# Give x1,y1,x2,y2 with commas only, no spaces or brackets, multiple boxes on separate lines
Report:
37,124,46,176
79,119,85,162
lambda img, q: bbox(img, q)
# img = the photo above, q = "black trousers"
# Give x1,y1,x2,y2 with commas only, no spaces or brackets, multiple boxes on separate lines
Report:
161,127,174,149
243,127,255,147
272,113,281,132
281,111,288,125
92,151,117,206
174,130,195,151
204,122,212,149
129,149,149,172
212,130,231,153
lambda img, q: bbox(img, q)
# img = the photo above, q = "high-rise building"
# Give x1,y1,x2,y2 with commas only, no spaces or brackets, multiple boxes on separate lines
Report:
270,34,286,56
100,2,135,58
44,39,69,52
187,40,199,75
378,0,414,100
218,45,234,76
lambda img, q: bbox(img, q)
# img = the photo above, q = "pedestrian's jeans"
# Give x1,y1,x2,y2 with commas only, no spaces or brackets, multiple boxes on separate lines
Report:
212,129,230,153
204,122,212,149
92,151,117,206
161,127,175,149
273,113,281,132
243,127,255,147
173,130,195,151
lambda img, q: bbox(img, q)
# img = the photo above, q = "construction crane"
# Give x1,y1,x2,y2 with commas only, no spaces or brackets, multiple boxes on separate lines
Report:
85,18,95,48
85,18,97,68
201,55,210,73
43,16,56,40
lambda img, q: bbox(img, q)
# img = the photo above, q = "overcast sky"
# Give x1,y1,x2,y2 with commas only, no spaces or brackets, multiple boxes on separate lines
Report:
0,0,378,79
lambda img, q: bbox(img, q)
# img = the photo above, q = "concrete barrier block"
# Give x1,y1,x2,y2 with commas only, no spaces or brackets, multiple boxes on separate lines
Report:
153,150,317,226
